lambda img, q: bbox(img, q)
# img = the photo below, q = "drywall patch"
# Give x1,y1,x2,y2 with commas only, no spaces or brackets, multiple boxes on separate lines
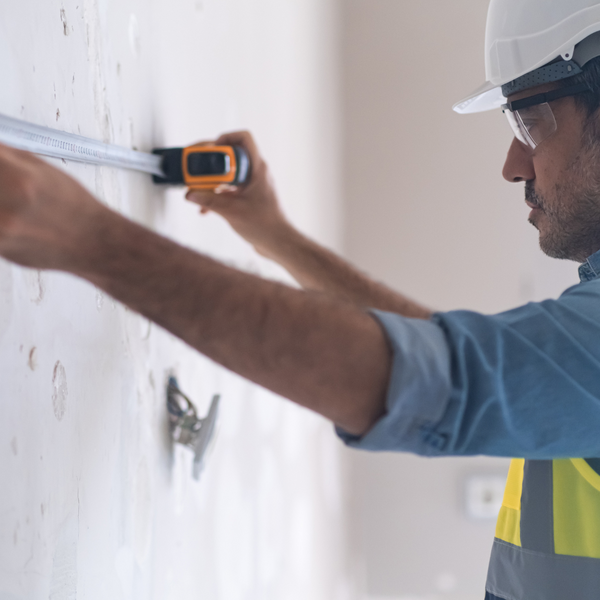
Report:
318,428,343,514
95,289,104,311
141,319,151,341
215,451,254,599
28,347,37,371
52,361,68,421
289,497,313,581
49,516,79,600
134,459,152,564
115,546,135,598
128,14,141,58
257,450,285,586
10,437,18,456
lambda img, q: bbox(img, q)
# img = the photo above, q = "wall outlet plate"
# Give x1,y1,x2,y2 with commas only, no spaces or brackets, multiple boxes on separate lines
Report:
464,474,506,520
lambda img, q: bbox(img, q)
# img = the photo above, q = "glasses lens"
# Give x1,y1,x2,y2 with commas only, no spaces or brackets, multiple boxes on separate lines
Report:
513,103,558,149
503,109,528,146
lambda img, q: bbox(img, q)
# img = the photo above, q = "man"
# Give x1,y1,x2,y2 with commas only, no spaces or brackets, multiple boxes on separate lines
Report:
2,0,600,597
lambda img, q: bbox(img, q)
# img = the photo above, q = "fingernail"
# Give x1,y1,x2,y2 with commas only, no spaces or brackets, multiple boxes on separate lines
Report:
215,184,238,194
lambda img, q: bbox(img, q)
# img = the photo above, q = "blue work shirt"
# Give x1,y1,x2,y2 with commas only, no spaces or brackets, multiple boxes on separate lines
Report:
338,249,600,459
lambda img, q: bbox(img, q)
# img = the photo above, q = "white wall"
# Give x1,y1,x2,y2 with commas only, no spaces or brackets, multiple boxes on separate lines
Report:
0,1,352,599
341,1,581,599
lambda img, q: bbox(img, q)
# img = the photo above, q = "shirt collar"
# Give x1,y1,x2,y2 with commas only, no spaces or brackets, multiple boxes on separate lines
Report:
579,248,600,282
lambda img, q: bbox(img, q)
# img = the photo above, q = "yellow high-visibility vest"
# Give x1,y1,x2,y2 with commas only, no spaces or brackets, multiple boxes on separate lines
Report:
487,458,600,599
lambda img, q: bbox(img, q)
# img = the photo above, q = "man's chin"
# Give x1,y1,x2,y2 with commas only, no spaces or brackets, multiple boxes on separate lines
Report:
538,232,583,262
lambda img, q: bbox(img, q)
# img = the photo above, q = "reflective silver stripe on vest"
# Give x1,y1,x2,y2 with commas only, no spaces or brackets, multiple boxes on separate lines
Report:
487,539,600,600
520,460,554,553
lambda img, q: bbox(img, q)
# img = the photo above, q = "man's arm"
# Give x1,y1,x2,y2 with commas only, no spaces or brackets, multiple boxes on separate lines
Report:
186,132,433,319
0,143,390,435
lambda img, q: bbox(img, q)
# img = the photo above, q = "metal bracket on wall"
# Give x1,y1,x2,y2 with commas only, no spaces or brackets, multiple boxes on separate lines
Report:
166,376,220,480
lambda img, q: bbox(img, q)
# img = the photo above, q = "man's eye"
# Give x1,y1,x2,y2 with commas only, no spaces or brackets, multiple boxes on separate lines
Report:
522,120,539,129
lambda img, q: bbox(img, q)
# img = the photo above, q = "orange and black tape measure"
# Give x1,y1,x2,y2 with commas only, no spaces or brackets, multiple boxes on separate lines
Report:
152,144,251,190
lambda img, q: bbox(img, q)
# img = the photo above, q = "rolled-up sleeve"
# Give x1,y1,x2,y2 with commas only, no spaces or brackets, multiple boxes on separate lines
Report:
337,279,600,459
336,309,453,455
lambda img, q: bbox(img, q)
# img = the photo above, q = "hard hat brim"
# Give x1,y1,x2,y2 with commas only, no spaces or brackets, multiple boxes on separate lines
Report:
453,81,505,114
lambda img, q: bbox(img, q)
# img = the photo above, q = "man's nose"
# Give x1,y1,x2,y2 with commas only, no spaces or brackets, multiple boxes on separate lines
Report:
502,137,535,183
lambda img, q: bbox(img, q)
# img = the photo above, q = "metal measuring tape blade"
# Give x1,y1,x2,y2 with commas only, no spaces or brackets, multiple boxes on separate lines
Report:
0,112,251,190
166,376,220,480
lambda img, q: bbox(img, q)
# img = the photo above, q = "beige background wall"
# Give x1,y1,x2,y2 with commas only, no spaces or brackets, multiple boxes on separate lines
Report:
341,1,580,599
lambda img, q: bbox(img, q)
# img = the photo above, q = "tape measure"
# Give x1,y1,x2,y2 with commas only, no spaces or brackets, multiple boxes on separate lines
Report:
0,112,251,190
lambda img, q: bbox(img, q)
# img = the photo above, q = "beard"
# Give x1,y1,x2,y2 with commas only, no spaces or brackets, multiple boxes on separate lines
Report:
526,126,600,262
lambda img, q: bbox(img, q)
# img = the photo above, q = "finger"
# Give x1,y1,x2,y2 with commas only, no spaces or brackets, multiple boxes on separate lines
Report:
185,189,234,210
185,190,212,206
0,142,45,166
214,184,238,194
215,131,261,163
188,140,216,148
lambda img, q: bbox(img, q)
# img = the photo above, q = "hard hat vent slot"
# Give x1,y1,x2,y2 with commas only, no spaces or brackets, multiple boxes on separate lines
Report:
501,60,583,97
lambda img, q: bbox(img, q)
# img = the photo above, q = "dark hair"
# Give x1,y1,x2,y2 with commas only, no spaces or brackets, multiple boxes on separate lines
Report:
562,56,600,117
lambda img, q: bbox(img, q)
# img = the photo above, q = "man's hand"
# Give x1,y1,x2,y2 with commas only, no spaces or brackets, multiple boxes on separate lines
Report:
185,131,293,261
186,132,433,319
0,143,107,273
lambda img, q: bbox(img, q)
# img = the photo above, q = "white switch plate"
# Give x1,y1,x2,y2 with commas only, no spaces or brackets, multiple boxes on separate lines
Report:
464,474,506,520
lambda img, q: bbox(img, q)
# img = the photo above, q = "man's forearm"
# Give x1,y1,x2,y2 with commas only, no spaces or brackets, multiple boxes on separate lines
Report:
80,208,391,435
257,225,433,319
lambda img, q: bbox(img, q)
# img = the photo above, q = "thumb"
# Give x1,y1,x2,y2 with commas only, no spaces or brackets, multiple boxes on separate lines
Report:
185,187,237,213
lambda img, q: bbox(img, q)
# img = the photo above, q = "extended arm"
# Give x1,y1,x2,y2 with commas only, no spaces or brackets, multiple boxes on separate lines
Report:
187,132,433,319
0,144,389,435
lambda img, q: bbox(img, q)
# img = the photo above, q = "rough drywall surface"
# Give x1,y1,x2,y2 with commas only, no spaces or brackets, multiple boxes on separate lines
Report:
0,1,350,599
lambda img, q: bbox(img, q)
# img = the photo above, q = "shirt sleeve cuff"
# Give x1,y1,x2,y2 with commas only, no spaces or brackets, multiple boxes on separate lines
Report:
335,309,453,455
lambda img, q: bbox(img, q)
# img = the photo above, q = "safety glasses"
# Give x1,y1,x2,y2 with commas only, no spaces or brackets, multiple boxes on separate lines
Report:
502,82,592,149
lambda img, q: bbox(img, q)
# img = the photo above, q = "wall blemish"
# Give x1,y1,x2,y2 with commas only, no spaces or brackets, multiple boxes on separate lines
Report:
26,269,45,304
52,361,68,421
28,347,37,371
11,437,18,456
60,8,69,36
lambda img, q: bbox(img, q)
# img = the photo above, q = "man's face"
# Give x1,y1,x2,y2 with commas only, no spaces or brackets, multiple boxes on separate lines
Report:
503,83,600,263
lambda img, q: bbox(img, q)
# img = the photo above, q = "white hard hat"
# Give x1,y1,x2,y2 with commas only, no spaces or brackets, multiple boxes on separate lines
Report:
454,0,600,114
